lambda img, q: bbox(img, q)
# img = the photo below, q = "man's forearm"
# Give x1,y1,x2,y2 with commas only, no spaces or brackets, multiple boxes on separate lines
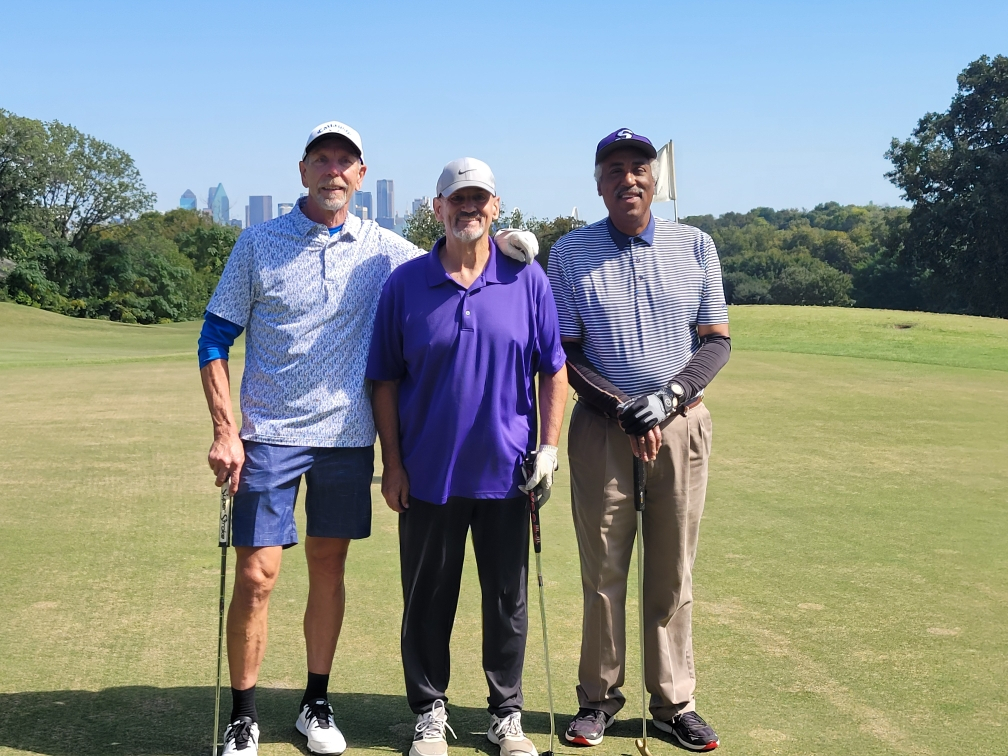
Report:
538,366,568,447
371,380,403,467
671,332,731,403
563,340,630,419
200,359,238,433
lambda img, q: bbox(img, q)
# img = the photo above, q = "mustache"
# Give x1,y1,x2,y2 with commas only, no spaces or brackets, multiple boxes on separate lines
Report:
319,182,348,191
616,186,644,199
455,212,483,223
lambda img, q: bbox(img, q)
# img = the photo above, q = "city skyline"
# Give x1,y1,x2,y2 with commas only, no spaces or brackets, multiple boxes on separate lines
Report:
180,180,418,231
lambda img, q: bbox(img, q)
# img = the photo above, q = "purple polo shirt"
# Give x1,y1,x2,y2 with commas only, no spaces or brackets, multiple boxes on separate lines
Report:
366,238,566,504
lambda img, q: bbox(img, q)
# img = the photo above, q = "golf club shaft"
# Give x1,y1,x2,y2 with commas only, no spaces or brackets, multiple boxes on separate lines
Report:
213,480,232,756
528,482,556,754
213,544,226,756
634,457,648,747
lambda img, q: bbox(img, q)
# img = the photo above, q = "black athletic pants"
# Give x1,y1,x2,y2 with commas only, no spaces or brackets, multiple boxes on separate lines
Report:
400,495,529,716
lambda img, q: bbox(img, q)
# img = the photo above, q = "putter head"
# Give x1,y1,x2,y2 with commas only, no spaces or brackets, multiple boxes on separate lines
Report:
635,738,653,756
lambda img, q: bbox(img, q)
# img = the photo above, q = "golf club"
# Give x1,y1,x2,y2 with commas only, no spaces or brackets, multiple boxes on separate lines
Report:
633,457,653,756
524,452,555,756
213,477,233,756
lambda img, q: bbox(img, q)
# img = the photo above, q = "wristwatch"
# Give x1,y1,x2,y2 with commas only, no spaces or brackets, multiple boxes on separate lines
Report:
658,382,686,413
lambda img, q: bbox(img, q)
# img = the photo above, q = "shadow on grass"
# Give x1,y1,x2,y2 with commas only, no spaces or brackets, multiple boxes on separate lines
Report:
0,687,582,756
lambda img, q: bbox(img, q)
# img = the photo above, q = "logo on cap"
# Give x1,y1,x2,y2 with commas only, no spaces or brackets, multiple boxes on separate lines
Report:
616,129,635,139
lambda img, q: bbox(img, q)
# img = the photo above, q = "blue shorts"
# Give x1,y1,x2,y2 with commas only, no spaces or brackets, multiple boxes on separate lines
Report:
232,441,374,547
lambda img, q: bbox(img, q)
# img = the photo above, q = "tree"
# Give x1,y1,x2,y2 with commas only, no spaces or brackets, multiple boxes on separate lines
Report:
402,203,444,251
886,54,1008,317
86,215,201,323
0,110,47,253
769,261,853,307
524,215,584,272
36,119,156,247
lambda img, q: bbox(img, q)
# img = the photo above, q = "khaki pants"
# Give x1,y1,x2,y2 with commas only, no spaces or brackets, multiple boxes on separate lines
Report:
569,400,712,720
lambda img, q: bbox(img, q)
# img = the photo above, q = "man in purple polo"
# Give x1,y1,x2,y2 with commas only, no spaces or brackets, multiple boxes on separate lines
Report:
367,157,568,756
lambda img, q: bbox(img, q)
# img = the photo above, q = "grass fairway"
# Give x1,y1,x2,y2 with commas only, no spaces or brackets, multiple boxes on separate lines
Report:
1,301,1006,756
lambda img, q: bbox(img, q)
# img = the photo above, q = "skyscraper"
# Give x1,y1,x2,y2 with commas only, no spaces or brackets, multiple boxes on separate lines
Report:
248,196,273,226
277,202,293,216
351,191,373,222
180,189,197,210
376,179,395,221
208,184,230,224
411,197,431,214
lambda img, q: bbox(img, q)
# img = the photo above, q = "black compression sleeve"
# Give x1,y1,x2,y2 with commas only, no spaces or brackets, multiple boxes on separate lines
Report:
672,334,731,403
563,342,631,419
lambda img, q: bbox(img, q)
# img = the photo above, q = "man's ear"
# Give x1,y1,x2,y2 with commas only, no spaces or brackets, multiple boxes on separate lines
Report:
355,162,368,190
596,183,603,197
299,161,309,188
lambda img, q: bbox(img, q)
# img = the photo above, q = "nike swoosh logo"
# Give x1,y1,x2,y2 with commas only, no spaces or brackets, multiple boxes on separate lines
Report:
458,168,474,174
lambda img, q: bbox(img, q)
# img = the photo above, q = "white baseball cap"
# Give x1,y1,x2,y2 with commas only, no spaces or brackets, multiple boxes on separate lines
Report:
436,157,495,198
302,121,364,162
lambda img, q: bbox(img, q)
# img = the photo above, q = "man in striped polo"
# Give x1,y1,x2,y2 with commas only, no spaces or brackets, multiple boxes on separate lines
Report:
547,128,731,752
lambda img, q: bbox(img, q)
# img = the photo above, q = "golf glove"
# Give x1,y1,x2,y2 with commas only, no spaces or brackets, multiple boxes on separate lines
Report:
519,444,558,493
494,228,539,264
618,385,681,436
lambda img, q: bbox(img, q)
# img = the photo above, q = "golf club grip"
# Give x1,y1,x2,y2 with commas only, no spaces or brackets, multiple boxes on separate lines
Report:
633,458,646,512
530,493,543,554
219,478,232,548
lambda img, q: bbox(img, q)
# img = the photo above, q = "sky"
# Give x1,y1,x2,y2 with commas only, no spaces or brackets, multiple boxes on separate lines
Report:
2,1,1006,224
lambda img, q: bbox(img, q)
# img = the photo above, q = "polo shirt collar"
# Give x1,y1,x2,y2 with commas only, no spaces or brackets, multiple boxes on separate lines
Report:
291,197,362,240
606,213,655,249
425,237,502,287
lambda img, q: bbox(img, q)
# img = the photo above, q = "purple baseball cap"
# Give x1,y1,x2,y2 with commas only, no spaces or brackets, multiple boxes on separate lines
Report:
595,128,657,164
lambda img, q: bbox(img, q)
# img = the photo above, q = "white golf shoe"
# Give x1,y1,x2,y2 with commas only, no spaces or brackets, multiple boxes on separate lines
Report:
488,711,538,756
410,700,456,756
296,698,347,755
222,717,259,754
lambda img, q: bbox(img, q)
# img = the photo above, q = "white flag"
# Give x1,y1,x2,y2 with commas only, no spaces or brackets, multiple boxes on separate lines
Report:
653,141,676,202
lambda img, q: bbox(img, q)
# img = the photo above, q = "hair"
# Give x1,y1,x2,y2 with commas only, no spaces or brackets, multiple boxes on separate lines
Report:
594,157,660,184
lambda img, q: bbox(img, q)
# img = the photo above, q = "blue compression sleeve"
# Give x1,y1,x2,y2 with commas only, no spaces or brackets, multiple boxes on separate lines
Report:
198,311,245,368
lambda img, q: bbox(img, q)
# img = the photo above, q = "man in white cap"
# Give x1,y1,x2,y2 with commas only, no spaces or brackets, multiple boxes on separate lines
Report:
199,126,539,756
367,158,568,756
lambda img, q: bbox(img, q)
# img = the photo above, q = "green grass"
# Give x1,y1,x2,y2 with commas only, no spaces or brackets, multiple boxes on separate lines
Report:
0,300,1005,756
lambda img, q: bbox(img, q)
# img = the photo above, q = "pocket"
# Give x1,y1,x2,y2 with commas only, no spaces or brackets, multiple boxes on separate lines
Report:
696,404,713,458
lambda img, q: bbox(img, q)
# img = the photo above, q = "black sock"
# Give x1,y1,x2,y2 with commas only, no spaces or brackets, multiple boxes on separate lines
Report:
231,685,258,723
301,672,330,708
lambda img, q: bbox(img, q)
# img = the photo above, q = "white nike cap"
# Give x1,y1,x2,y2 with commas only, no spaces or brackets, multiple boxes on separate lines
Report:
436,157,495,198
302,121,364,162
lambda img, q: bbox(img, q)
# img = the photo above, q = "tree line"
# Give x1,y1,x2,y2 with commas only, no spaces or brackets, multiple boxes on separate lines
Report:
2,54,1005,321
0,109,238,323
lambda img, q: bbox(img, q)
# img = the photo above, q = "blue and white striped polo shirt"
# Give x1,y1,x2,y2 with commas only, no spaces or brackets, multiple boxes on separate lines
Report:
547,214,728,397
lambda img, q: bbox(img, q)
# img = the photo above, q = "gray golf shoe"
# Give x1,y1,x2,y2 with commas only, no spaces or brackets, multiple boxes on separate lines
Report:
410,700,456,756
488,712,538,756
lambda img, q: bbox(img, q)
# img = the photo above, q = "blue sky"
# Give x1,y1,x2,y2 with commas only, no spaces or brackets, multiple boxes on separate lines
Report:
2,1,1005,223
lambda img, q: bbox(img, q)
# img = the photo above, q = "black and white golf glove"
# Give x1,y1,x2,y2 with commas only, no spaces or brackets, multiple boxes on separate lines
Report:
618,383,685,436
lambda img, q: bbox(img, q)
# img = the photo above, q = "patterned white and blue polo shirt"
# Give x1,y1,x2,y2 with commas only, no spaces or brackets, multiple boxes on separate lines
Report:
547,214,729,397
207,198,423,447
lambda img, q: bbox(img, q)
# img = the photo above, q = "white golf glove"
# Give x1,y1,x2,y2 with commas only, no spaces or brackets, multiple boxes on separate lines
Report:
519,444,558,493
494,228,539,264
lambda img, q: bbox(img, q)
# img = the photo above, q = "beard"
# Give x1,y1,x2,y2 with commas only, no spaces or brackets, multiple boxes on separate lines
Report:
450,213,486,242
315,184,349,212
